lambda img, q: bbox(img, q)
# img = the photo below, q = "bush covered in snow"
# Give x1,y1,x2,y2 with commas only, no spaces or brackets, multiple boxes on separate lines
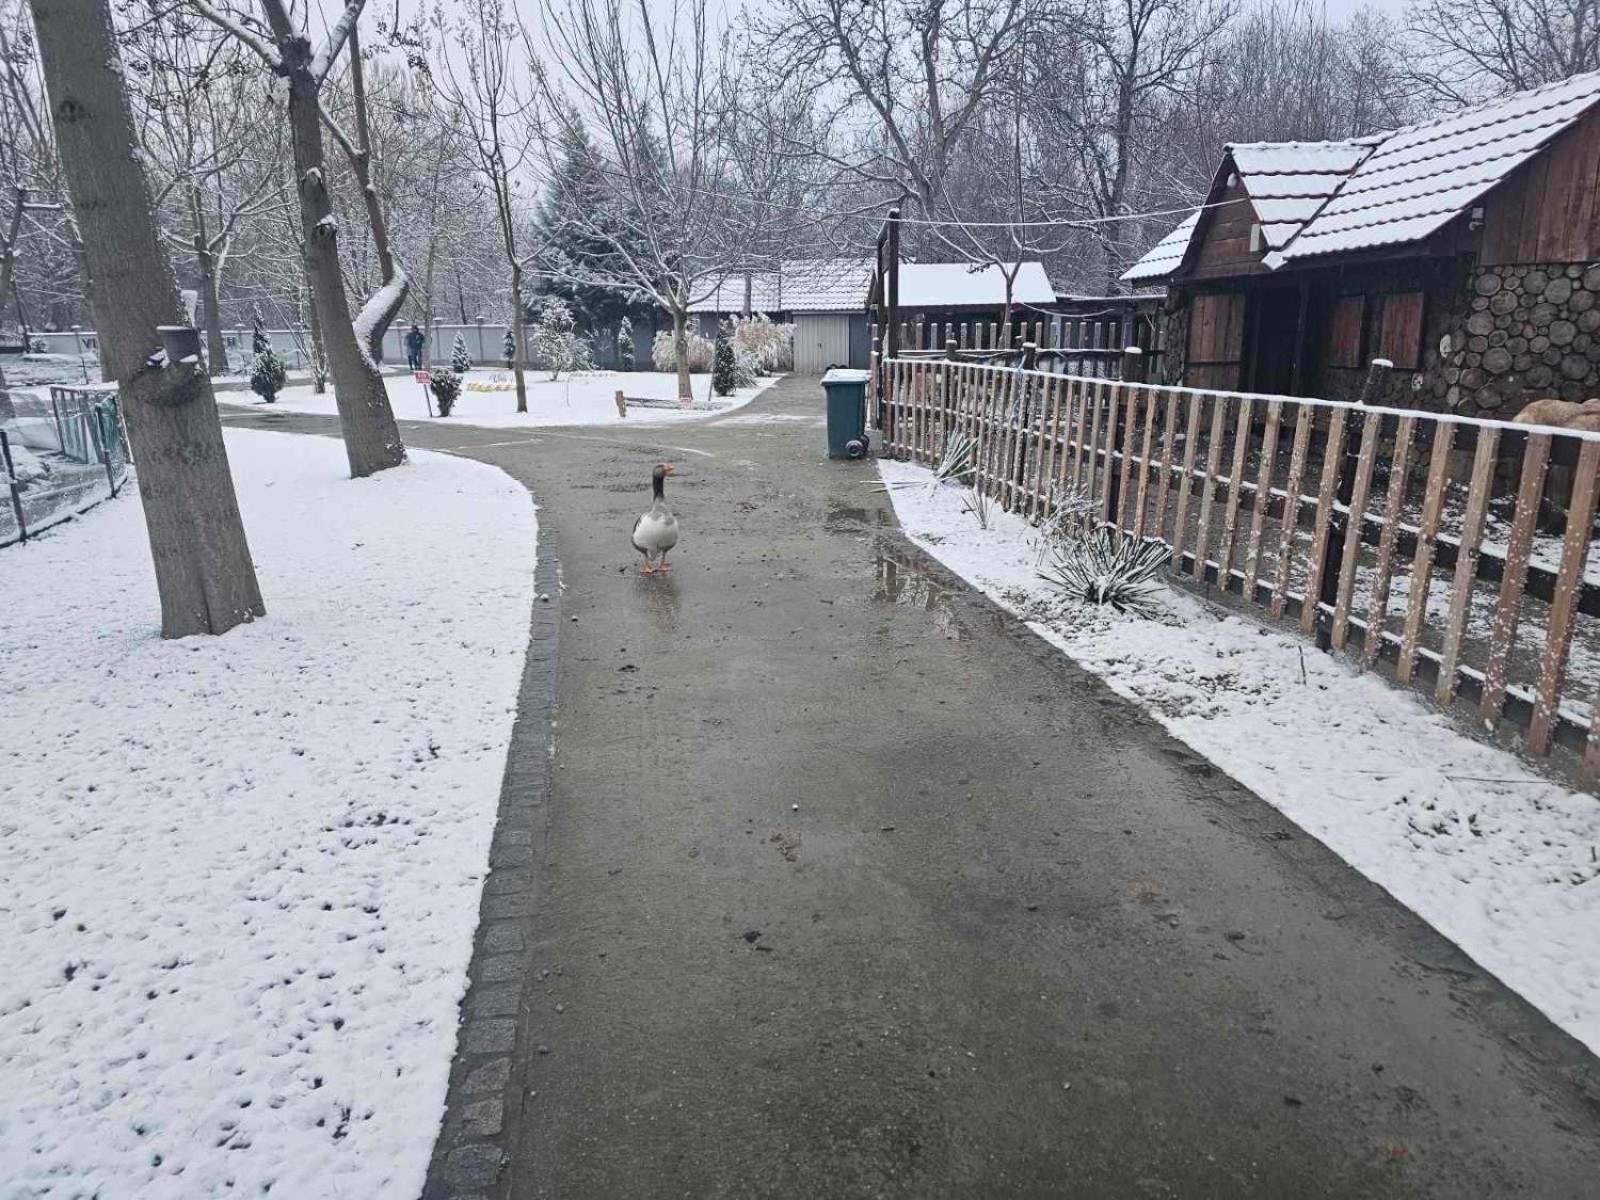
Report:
249,345,287,404
502,328,516,369
450,333,471,375
1038,528,1171,616
733,349,760,390
652,328,714,373
617,325,635,370
529,297,590,380
730,314,793,373
430,369,461,416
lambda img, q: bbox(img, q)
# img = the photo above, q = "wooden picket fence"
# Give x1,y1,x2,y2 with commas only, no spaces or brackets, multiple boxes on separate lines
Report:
874,313,1158,379
874,356,1600,781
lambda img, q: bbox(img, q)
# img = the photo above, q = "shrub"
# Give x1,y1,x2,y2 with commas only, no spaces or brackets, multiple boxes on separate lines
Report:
430,369,461,416
652,329,714,373
712,328,736,396
617,324,635,370
730,314,794,372
249,346,287,403
732,349,760,390
251,318,270,358
1038,528,1172,616
529,296,589,380
502,328,516,368
450,333,471,374
28,335,46,354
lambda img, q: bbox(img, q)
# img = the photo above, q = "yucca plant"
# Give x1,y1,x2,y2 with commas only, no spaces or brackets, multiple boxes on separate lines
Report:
1039,528,1172,616
961,486,993,530
1033,484,1097,565
869,429,978,494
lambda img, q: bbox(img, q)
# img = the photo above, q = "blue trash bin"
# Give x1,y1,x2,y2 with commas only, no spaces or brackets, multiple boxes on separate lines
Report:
821,368,871,459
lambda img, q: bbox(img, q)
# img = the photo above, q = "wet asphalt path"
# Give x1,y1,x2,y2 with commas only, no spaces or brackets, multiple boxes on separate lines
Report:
223,380,1600,1199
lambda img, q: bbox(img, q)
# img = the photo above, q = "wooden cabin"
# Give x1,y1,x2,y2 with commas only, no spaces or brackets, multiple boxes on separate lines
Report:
1124,71,1600,418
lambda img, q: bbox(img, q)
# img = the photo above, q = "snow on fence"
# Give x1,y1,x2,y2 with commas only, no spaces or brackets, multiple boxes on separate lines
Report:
874,355,1600,781
871,314,1158,381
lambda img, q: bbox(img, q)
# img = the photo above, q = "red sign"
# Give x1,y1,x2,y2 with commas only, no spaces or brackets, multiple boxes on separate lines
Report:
415,371,431,384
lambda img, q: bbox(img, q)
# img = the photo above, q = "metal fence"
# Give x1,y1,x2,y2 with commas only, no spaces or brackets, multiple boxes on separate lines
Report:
875,357,1600,783
1,385,128,547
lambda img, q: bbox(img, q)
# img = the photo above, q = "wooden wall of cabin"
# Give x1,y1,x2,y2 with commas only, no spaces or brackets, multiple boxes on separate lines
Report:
1479,109,1600,266
1185,175,1271,282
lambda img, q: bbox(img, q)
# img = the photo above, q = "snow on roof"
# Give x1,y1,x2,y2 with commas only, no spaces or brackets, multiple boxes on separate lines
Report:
687,258,873,314
896,261,1056,308
1122,211,1200,283
1121,69,1600,280
1275,71,1600,263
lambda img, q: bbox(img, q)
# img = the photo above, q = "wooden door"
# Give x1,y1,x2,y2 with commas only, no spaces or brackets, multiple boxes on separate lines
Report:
1186,292,1245,390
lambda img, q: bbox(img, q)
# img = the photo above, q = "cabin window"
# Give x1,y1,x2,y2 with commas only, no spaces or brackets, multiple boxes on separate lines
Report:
1378,292,1425,370
1327,296,1365,369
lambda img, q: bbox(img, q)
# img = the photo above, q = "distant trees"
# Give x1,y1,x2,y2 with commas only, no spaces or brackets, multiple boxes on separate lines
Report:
1405,0,1600,102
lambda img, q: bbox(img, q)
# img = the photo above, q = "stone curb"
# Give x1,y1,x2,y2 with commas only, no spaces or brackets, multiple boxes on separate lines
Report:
421,514,560,1199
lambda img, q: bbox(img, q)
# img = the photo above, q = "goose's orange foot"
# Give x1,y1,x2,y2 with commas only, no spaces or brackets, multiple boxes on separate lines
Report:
640,562,656,575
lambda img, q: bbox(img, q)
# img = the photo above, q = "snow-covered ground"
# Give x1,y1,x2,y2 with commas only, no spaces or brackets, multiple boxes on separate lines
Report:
220,368,779,428
880,458,1600,1058
1,431,536,1197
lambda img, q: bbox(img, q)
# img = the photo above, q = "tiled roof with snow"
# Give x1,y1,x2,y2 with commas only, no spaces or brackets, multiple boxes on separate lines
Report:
1274,71,1600,263
1120,69,1600,280
1122,211,1201,283
688,258,874,314
1229,139,1374,249
896,261,1056,308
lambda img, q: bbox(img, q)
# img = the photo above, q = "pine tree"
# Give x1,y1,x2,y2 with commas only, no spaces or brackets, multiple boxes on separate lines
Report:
451,332,471,375
250,344,287,404
712,326,735,396
617,324,635,370
502,329,516,369
251,316,270,358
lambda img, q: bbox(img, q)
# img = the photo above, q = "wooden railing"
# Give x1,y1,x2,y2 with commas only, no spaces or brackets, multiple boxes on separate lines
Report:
876,356,1600,781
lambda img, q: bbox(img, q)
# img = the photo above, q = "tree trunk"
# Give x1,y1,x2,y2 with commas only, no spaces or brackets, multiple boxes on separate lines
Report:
192,200,230,376
30,0,264,637
305,277,329,393
0,185,24,395
282,39,403,477
509,262,529,413
672,307,692,406
344,22,406,364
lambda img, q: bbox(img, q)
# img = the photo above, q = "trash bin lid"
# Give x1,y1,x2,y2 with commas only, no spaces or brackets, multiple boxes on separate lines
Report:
821,368,871,385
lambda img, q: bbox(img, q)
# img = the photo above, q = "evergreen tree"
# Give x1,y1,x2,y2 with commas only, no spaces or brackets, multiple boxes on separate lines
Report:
250,344,287,404
430,370,461,417
502,328,516,369
451,333,471,375
712,326,735,396
617,323,635,370
536,111,651,336
251,315,270,358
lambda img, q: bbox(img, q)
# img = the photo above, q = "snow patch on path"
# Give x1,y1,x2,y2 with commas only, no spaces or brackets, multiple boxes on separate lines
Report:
880,458,1600,1058
1,430,536,1197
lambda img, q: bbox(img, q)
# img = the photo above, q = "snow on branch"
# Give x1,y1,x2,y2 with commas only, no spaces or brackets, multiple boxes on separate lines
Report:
186,0,283,72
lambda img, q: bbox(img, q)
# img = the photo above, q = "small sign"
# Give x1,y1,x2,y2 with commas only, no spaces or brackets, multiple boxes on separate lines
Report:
415,371,431,384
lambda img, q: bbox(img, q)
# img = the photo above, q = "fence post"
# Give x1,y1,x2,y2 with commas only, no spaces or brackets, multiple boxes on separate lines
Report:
869,332,883,429
943,337,958,448
1103,347,1144,526
1316,360,1389,649
1013,342,1038,496
1,430,26,541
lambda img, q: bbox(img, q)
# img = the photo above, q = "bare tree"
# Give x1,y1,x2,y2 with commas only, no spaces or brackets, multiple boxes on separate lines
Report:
432,0,536,412
1405,0,1600,102
320,20,406,363
750,0,1029,219
29,0,264,636
189,0,404,477
529,0,759,404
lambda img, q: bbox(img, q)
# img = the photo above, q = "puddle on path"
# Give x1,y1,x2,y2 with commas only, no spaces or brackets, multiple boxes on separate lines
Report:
824,505,895,534
872,541,1017,643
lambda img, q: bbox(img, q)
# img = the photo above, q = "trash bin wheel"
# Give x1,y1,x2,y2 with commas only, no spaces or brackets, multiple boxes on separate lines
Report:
845,437,867,459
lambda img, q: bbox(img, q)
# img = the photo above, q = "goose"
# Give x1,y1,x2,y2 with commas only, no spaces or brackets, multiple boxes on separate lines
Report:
632,462,679,574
